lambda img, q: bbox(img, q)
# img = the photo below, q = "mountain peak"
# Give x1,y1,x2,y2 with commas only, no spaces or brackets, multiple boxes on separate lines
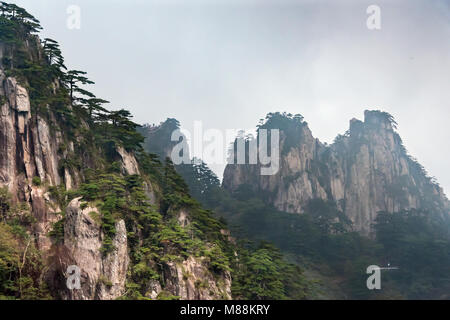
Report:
223,111,449,234
364,109,397,130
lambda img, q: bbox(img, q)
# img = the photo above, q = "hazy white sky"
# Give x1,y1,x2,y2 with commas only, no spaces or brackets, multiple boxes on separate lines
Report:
9,0,450,194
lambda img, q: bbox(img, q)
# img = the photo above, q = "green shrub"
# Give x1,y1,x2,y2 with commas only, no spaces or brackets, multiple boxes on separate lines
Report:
48,218,65,244
32,176,41,186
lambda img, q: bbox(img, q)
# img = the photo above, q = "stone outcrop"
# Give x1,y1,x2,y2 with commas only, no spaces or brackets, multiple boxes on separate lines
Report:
58,198,129,300
145,208,232,300
117,145,140,175
163,256,232,300
223,110,449,234
0,70,64,249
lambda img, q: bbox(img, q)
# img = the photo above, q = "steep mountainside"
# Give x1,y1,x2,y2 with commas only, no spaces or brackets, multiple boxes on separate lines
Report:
0,3,234,300
0,3,313,301
2,2,448,301
223,111,449,234
141,114,450,299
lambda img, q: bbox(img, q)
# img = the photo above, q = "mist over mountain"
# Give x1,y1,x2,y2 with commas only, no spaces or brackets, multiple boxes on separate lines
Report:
140,111,450,299
0,2,314,301
1,2,449,301
223,110,449,235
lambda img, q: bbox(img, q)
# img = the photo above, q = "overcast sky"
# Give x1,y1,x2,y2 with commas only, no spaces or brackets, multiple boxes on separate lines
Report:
9,0,450,194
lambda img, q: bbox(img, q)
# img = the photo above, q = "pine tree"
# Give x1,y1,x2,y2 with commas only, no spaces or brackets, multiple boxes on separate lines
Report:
42,38,66,75
63,70,95,106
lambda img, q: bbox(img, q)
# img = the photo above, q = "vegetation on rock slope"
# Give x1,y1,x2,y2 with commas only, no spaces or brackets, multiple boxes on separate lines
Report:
0,2,313,300
147,114,450,299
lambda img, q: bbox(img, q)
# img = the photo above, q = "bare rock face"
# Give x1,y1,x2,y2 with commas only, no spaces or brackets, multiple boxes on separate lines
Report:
33,115,61,186
117,146,140,175
176,209,190,227
223,124,328,214
30,186,61,252
163,256,232,300
146,279,162,300
0,71,68,249
97,219,129,300
223,110,449,235
0,71,31,197
146,209,232,300
0,73,61,191
143,180,157,205
60,198,129,300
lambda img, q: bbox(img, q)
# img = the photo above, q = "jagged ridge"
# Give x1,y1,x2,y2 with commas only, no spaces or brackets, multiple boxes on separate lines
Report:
223,110,449,234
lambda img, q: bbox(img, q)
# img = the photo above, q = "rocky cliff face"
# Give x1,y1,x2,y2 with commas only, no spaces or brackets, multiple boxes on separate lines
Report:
46,198,231,300
0,69,63,251
162,255,232,300
0,67,131,299
0,40,231,300
223,111,449,234
51,198,129,300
